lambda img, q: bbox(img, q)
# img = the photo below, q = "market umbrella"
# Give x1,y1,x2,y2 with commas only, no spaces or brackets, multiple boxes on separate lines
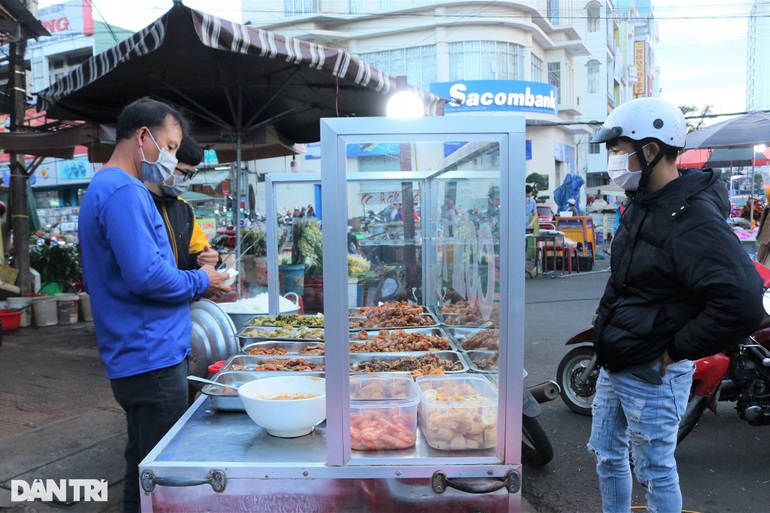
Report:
35,2,444,290
676,147,770,168
35,2,443,142
685,111,770,149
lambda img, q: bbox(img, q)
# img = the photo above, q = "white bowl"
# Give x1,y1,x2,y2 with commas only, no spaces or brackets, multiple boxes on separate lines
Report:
237,376,326,437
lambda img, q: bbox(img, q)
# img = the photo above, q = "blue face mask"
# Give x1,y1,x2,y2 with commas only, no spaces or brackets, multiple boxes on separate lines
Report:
140,130,177,184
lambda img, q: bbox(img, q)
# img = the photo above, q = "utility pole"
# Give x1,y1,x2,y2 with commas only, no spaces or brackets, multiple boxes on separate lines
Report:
7,0,32,295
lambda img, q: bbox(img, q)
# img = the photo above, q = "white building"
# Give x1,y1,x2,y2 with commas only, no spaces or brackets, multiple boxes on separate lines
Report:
243,0,652,210
747,0,770,112
577,0,659,194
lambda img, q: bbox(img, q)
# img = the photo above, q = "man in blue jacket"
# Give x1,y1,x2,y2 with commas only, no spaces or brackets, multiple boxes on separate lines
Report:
588,97,764,513
78,97,231,513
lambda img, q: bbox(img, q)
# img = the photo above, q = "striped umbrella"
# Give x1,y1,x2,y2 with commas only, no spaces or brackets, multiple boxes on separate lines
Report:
35,3,445,144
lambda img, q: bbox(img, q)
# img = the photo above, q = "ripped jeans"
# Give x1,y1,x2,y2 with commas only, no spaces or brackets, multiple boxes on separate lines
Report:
588,360,694,513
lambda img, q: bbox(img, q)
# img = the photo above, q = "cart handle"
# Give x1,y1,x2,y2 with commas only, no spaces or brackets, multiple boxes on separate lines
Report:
140,469,227,493
431,469,520,495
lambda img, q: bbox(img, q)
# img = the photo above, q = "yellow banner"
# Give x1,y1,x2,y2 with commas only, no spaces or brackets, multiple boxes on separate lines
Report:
634,41,646,96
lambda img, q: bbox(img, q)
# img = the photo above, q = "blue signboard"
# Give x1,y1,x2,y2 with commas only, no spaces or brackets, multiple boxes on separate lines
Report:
431,80,558,115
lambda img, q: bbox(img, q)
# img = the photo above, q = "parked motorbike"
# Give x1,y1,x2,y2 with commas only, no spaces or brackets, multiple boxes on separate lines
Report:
522,376,560,465
556,260,770,443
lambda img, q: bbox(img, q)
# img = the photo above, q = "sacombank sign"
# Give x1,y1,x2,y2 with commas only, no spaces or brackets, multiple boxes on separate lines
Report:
431,80,558,115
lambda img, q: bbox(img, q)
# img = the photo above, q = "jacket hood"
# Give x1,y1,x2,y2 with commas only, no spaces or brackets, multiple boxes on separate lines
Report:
637,167,729,220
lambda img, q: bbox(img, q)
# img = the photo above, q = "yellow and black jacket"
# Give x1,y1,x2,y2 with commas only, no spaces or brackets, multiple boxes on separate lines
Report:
150,191,209,270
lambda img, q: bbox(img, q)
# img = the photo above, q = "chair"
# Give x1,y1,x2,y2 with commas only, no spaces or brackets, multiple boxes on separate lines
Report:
539,231,574,275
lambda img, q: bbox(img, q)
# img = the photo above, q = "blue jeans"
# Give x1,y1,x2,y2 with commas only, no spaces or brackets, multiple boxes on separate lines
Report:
588,360,694,513
110,360,189,513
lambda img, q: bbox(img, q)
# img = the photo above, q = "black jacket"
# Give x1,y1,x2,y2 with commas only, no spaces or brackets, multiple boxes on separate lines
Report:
594,167,764,371
151,191,199,271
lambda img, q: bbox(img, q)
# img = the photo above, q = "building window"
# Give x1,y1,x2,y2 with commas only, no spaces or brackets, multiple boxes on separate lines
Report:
589,143,601,154
587,60,600,94
547,0,560,25
449,41,525,81
531,54,543,82
548,62,560,91
587,3,600,32
360,45,437,90
285,0,321,16
349,0,362,13
48,52,91,85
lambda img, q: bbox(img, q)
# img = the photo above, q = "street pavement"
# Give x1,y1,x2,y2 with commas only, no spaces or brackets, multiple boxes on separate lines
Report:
0,309,554,512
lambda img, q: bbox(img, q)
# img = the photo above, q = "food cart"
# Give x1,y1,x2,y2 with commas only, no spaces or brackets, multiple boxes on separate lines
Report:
139,116,527,511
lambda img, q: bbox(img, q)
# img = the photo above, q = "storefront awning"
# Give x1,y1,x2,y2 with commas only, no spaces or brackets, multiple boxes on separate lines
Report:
190,170,230,186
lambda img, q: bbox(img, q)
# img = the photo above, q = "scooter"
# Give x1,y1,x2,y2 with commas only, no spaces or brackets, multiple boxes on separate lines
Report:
556,260,770,443
523,377,561,465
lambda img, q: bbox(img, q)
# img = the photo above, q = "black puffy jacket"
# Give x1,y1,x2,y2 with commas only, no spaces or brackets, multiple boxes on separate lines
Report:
594,167,765,371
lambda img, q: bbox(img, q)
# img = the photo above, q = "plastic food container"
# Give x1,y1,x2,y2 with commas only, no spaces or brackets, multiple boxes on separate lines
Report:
416,375,498,450
350,373,419,450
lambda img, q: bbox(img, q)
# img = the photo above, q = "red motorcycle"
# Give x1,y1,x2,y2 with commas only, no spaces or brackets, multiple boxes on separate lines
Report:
557,261,770,442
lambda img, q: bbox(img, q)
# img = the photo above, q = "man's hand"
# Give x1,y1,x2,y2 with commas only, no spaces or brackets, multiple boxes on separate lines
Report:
197,245,219,267
648,350,674,378
200,265,231,298
659,351,674,378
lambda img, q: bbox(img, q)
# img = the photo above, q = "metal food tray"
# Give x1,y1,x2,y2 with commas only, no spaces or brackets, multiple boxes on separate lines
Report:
349,351,468,374
244,314,325,327
444,327,499,351
349,327,458,352
238,325,325,342
200,370,325,411
348,312,440,330
242,340,325,356
461,350,500,374
221,354,325,372
437,311,499,327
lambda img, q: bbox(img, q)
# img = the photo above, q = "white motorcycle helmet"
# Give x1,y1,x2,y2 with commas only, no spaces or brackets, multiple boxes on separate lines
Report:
591,97,686,149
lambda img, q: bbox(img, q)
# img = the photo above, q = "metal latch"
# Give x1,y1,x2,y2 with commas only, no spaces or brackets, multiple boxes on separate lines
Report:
431,469,520,495
140,469,227,493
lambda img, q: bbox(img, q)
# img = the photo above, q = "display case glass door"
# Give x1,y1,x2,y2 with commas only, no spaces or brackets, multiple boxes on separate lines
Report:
320,117,527,467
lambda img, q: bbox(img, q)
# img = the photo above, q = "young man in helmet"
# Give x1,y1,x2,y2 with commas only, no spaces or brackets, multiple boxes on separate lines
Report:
588,97,764,513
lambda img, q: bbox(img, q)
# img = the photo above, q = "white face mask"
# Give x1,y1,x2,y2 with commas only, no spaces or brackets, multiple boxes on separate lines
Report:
607,147,647,191
140,130,178,184
162,174,191,197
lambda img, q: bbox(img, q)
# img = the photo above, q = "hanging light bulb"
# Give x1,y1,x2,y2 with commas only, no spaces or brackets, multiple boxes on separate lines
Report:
290,155,301,173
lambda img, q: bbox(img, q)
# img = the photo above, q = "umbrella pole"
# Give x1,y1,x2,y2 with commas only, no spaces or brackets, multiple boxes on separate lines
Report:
234,133,242,297
752,161,756,226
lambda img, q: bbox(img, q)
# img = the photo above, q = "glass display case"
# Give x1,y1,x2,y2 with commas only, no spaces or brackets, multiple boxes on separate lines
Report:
139,116,528,512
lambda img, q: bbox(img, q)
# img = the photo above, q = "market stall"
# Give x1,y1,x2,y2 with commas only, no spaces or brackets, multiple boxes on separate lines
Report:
139,116,527,511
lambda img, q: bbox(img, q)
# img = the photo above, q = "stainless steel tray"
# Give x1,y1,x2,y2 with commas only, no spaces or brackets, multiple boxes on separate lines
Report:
349,327,458,352
462,350,500,373
221,354,325,372
244,313,326,327
349,351,468,374
435,302,500,327
349,312,440,329
238,325,325,342
445,327,500,351
201,370,325,411
242,340,325,356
